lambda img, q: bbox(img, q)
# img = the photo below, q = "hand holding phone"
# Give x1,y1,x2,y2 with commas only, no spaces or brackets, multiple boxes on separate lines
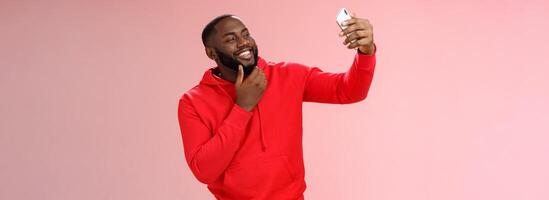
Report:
335,8,375,54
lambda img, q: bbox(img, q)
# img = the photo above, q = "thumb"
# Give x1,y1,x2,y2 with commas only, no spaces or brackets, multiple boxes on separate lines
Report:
351,12,357,18
235,65,244,86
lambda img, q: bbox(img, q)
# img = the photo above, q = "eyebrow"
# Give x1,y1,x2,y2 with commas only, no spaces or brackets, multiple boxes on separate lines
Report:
222,28,249,37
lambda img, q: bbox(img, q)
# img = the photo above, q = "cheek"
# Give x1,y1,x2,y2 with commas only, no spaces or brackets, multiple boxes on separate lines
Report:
215,46,233,56
221,47,237,56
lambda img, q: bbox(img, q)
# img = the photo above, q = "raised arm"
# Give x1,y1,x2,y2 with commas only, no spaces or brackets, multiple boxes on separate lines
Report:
304,13,376,104
303,51,375,104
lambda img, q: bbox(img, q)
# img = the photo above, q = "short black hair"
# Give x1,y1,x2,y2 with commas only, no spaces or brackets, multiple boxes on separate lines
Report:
201,14,235,47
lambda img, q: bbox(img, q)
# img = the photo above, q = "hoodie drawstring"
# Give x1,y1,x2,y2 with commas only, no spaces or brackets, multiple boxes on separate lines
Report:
257,103,267,152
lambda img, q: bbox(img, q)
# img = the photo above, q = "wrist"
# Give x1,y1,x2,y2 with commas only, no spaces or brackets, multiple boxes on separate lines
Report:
358,43,375,55
236,102,254,112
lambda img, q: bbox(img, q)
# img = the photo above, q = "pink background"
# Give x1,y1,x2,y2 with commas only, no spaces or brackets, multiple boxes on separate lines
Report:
2,0,549,199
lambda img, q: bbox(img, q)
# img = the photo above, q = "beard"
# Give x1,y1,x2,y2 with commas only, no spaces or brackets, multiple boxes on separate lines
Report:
215,47,258,77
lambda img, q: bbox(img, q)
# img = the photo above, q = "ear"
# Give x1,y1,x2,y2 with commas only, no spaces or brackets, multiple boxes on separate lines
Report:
205,47,217,61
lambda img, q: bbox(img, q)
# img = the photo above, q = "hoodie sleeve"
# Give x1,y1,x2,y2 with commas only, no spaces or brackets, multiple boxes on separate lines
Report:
303,50,376,104
178,97,253,184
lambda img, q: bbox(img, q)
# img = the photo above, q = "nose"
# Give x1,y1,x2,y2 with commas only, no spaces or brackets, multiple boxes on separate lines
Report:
236,36,250,48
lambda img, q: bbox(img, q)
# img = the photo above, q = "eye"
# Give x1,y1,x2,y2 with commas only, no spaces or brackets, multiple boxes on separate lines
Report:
243,32,250,38
225,37,235,43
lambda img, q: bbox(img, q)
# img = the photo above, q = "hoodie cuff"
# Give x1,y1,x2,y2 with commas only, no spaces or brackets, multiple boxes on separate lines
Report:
224,104,253,131
355,48,376,71
357,43,377,55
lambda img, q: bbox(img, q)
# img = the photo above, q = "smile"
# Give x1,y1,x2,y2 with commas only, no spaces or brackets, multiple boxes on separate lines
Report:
235,49,253,60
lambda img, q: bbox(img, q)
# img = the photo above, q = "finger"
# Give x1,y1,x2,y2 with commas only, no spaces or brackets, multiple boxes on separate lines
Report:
348,37,373,49
258,72,267,89
235,65,244,86
259,69,267,83
260,79,267,90
340,23,368,36
341,18,357,27
348,37,371,49
252,67,264,84
339,25,357,37
341,18,370,30
343,30,370,45
341,18,367,27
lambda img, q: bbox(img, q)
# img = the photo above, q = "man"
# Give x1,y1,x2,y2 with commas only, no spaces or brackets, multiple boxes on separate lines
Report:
178,13,376,199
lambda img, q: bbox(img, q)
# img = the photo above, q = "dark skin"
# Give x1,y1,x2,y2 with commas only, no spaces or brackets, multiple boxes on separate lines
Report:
204,14,375,112
205,17,266,112
339,13,375,54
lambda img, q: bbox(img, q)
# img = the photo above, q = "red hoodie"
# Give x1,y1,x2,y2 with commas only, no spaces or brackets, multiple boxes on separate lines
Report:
178,51,376,199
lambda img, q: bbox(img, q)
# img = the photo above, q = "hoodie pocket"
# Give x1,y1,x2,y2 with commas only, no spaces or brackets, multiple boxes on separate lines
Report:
223,155,296,197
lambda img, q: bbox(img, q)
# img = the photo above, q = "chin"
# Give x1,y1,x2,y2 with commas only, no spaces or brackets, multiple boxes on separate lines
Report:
240,59,256,68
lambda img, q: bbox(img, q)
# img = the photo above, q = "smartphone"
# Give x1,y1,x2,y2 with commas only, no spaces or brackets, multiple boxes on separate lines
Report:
336,8,352,30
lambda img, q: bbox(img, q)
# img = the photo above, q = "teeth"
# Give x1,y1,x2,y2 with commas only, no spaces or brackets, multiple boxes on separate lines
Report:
239,51,250,56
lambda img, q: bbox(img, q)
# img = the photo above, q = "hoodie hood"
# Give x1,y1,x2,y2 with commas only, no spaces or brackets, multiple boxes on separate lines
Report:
199,56,269,151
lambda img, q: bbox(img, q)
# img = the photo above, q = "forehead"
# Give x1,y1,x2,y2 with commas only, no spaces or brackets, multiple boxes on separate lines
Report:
214,17,247,34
